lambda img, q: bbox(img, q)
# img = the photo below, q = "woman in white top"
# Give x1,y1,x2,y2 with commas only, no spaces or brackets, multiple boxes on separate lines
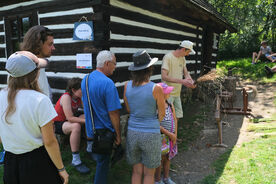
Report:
0,51,68,184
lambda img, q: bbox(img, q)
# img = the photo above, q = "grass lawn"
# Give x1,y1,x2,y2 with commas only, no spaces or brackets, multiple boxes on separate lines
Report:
216,58,276,82
200,66,276,184
201,133,276,184
200,119,276,184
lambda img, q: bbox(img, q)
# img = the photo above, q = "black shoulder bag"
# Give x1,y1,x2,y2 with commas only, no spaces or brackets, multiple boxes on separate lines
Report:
85,74,114,155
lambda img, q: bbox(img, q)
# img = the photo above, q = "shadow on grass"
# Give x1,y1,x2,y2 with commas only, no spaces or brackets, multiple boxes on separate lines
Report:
200,149,232,184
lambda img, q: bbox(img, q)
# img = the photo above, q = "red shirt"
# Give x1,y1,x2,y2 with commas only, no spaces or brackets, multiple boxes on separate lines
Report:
53,92,81,122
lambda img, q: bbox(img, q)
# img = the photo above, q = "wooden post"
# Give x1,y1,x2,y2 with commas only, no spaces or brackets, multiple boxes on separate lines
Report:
223,76,236,100
213,95,228,148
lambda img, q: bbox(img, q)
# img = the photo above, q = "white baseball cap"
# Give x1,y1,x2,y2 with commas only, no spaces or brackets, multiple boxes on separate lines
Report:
180,40,196,55
5,51,42,78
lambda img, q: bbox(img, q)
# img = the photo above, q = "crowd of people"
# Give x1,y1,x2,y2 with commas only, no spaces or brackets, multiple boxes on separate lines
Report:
4,24,274,184
0,25,196,184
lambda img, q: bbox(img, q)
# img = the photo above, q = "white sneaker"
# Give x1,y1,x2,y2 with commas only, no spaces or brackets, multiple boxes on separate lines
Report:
155,180,165,184
163,177,176,184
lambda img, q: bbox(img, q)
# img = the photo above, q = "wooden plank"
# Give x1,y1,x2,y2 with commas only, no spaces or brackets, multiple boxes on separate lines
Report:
3,17,12,57
0,48,5,58
52,41,106,55
0,62,5,70
110,22,199,42
109,6,202,35
0,0,101,17
0,24,3,32
47,61,95,73
110,40,202,52
114,53,198,62
110,64,162,83
0,36,4,44
38,0,101,14
40,13,102,25
52,28,105,40
0,74,7,84
118,0,200,26
52,92,63,105
48,76,69,90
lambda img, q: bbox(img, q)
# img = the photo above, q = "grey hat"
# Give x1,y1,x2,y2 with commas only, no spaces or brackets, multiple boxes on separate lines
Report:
128,50,158,71
5,52,38,77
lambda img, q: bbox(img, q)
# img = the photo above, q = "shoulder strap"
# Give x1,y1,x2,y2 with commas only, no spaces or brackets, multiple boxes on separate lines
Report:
85,74,96,135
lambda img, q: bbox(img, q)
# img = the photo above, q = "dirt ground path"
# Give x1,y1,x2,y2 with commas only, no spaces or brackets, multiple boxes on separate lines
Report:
171,81,276,184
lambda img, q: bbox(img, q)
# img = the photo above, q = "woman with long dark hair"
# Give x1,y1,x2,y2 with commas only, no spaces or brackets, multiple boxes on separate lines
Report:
123,50,165,184
0,51,68,184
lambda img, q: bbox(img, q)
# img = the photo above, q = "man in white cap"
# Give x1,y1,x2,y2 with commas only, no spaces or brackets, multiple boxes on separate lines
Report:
161,40,196,121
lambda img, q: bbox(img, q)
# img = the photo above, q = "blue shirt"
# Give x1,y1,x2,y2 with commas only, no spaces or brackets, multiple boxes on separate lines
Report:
81,70,121,138
125,81,160,133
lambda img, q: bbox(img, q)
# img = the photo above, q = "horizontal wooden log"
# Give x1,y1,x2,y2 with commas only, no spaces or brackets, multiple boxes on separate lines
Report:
48,77,69,90
110,40,200,51
52,41,106,55
110,22,200,43
114,53,200,62
47,61,95,73
0,24,3,32
109,0,201,27
0,0,102,17
110,64,162,82
0,74,7,84
0,48,5,58
109,6,202,35
52,92,63,105
0,62,5,70
40,13,102,26
52,28,105,40
0,36,4,43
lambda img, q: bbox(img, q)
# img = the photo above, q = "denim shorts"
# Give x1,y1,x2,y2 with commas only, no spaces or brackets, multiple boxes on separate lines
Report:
265,53,276,60
126,130,161,168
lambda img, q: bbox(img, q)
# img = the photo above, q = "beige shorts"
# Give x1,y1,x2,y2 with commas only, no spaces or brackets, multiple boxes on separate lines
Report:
168,96,183,118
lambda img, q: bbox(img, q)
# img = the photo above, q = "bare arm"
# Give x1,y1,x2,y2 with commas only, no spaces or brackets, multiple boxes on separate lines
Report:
256,51,262,61
61,94,85,124
123,82,130,113
41,121,69,184
162,69,195,88
37,58,49,68
171,104,178,137
153,85,165,121
109,110,121,145
160,126,176,145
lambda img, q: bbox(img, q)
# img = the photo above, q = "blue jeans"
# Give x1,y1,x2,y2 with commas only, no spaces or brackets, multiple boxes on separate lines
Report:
93,153,111,184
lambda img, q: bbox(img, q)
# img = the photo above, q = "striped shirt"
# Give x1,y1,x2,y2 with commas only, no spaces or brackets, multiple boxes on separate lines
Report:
160,104,175,133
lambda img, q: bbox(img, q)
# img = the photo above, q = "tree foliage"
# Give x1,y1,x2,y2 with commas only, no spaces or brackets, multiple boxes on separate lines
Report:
207,0,276,59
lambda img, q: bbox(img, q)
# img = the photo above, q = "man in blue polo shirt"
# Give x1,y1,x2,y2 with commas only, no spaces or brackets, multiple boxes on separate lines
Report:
81,50,121,184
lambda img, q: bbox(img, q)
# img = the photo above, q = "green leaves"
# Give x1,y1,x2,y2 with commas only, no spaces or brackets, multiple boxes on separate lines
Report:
207,0,276,60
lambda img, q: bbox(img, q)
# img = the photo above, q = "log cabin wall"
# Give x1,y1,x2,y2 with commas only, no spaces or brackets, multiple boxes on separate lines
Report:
0,18,6,89
108,0,204,98
0,0,106,103
0,0,233,107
